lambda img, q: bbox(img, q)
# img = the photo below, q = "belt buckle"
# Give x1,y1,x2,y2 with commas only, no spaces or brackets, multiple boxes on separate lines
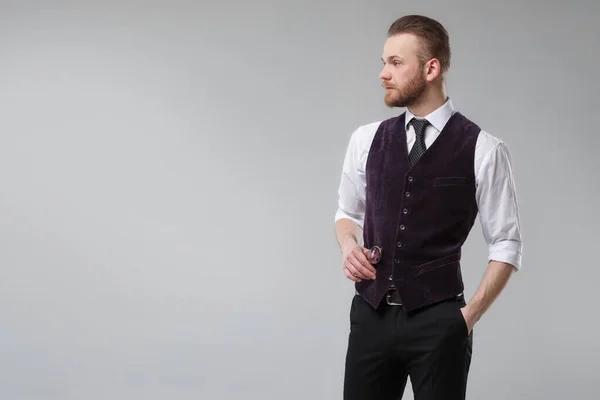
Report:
385,291,402,306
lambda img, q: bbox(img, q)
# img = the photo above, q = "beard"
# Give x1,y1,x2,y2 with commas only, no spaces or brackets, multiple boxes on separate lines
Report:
383,72,427,108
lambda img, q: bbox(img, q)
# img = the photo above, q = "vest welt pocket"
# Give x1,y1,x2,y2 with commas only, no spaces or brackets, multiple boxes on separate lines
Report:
433,176,468,187
413,252,461,276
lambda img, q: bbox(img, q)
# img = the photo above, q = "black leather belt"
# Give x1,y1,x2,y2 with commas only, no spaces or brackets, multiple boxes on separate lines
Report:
385,288,464,306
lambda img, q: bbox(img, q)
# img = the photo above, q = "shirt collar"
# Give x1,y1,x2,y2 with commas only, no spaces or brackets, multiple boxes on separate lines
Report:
405,97,455,132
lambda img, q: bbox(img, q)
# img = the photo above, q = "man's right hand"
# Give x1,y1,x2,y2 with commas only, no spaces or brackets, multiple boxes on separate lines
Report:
342,242,377,282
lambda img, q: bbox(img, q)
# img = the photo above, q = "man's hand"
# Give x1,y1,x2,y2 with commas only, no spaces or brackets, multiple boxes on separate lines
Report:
459,260,516,334
460,305,477,334
342,242,377,282
334,218,377,282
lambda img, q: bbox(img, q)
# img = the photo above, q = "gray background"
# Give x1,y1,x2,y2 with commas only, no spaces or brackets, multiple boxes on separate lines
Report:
0,1,598,399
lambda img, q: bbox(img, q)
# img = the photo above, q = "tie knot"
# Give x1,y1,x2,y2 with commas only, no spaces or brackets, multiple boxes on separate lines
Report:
410,118,429,136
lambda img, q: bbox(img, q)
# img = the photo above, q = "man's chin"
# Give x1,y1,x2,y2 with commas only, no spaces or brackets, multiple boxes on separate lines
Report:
384,96,405,108
384,93,395,106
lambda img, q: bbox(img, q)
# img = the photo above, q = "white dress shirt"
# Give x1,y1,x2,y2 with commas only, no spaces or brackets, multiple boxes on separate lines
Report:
335,98,523,270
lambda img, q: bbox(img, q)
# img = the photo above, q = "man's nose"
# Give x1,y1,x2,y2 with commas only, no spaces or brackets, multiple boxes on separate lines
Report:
379,67,391,80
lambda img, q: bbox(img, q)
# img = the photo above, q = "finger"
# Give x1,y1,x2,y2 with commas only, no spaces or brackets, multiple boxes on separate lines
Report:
346,258,372,280
349,252,376,279
344,266,361,282
345,259,368,280
362,247,380,267
354,248,377,273
344,265,361,282
354,262,376,279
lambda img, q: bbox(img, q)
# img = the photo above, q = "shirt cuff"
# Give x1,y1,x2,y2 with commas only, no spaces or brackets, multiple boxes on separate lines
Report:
335,209,364,229
488,240,522,270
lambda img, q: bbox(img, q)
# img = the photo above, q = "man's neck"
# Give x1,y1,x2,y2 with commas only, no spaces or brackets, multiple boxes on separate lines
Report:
407,86,447,117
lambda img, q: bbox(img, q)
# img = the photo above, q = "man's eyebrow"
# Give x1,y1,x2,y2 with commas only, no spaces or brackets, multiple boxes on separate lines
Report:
381,55,403,62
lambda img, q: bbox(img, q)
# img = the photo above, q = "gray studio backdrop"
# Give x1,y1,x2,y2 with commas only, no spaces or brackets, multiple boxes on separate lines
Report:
0,1,598,399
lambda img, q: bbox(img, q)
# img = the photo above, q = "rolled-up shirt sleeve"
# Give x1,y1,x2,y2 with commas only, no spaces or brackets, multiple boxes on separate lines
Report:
335,127,368,229
476,140,523,270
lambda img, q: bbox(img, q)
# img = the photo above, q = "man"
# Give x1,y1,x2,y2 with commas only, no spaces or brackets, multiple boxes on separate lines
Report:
334,15,522,400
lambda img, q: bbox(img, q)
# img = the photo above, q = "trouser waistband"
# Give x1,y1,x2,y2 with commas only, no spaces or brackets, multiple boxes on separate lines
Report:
355,287,464,306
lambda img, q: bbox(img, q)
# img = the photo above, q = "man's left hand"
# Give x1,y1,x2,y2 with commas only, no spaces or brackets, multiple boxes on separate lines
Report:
460,305,478,334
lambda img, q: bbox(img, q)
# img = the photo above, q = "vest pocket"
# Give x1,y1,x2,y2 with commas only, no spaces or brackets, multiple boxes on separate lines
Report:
433,176,467,186
414,252,461,276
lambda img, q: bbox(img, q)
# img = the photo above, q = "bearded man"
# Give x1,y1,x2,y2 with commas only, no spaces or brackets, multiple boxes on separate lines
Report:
334,14,523,400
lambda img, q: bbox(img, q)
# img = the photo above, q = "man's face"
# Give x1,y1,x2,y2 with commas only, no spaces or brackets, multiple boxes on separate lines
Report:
379,33,428,108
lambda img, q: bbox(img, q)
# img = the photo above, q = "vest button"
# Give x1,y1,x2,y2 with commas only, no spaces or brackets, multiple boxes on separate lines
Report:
397,242,402,247
405,191,411,197
395,259,400,264
408,176,414,182
399,224,405,230
402,208,408,214
389,275,393,280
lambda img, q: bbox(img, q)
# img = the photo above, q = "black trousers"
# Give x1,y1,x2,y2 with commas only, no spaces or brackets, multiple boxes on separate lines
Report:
343,294,473,400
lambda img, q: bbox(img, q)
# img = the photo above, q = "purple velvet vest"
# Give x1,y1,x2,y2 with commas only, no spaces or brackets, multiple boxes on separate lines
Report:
357,111,481,311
